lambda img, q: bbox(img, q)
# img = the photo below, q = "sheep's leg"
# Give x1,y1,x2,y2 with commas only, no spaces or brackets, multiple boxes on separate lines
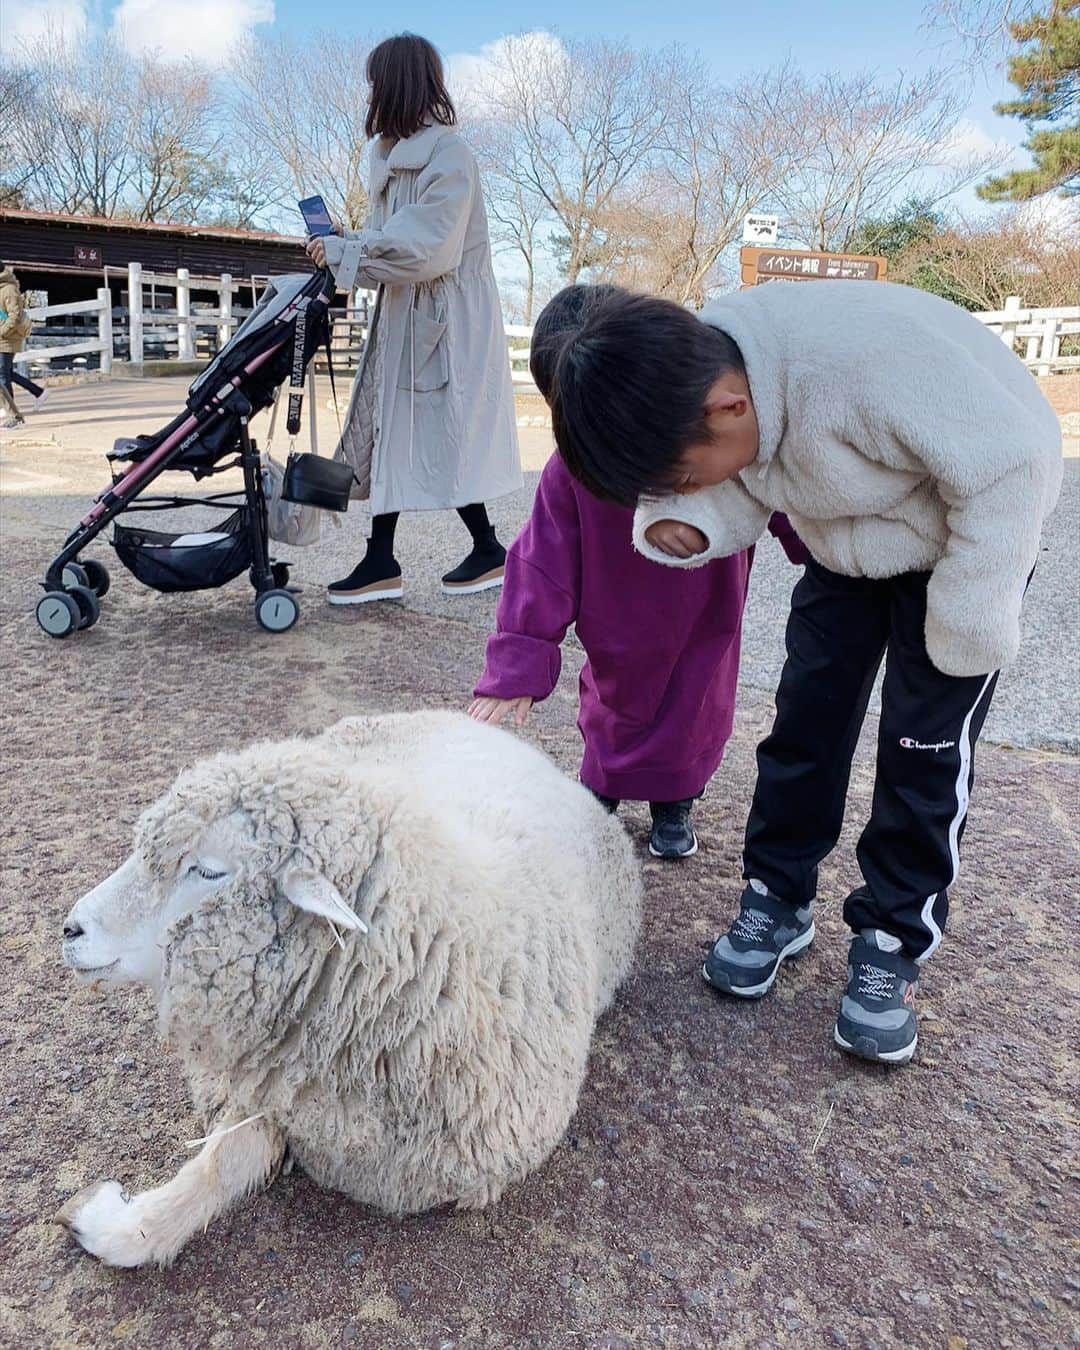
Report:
55,1115,283,1267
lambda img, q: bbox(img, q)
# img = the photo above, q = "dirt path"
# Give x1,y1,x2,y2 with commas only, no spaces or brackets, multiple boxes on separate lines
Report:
0,420,1077,1349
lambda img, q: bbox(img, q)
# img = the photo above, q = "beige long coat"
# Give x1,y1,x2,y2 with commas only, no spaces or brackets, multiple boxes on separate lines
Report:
324,125,521,514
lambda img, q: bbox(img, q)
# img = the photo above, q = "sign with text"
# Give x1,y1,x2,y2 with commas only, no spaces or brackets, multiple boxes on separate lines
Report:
742,213,779,245
740,246,887,287
73,245,103,268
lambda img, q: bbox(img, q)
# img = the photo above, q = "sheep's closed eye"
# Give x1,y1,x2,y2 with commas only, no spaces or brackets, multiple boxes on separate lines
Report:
189,863,227,882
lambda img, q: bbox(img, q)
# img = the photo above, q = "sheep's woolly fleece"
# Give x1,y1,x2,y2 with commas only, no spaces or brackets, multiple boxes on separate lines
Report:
145,711,643,1214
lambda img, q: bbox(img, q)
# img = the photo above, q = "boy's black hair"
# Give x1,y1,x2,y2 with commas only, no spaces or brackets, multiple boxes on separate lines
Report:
529,284,627,403
550,292,746,506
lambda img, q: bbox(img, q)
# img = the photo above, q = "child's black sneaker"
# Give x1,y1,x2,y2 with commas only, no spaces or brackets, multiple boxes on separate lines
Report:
441,535,506,594
327,554,403,604
648,799,698,859
834,929,919,1064
702,882,814,998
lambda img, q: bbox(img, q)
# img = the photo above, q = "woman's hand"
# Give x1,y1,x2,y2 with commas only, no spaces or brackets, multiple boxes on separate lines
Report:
305,236,328,268
644,519,709,558
468,696,533,727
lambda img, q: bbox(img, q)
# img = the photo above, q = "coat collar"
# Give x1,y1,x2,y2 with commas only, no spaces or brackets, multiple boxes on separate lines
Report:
369,122,453,198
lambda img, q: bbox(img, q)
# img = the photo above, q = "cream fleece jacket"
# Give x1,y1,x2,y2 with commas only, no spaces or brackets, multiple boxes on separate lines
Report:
634,281,1063,677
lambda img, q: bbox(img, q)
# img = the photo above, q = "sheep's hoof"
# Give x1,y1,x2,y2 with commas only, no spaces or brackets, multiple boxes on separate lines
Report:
55,1179,123,1230
54,1180,146,1266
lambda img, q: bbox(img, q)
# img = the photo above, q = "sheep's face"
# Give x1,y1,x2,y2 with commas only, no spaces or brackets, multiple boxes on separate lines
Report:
61,751,368,993
61,813,248,989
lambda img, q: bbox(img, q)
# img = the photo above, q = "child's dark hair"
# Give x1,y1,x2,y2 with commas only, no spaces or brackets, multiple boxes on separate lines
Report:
366,34,456,142
529,284,627,403
550,293,746,506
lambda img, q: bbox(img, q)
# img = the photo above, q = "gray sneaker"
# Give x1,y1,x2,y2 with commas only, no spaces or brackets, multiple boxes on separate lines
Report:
834,929,919,1065
702,882,815,999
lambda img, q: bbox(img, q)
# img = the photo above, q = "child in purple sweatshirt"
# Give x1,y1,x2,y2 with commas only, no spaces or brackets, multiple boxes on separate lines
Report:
470,285,805,859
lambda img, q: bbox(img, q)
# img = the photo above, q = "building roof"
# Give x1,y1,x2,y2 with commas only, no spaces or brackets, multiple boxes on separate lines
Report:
0,207,304,247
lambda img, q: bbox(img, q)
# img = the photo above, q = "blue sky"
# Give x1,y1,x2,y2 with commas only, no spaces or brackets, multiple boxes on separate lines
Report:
270,0,1024,151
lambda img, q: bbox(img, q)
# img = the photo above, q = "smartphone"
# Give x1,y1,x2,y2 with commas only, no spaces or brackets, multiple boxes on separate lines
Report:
299,194,334,237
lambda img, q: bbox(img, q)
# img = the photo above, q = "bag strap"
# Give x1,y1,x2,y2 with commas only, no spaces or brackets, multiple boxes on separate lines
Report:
264,382,284,454
325,320,343,442
286,298,310,435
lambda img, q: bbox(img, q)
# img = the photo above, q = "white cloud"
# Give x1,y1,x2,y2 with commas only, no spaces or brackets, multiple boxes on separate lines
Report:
447,31,566,117
1016,193,1080,245
939,117,1017,170
110,0,273,65
0,0,88,56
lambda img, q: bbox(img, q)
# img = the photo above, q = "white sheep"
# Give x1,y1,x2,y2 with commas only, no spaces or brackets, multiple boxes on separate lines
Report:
56,711,642,1267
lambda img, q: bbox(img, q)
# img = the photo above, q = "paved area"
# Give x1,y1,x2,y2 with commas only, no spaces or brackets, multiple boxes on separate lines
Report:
0,377,1077,1348
5,376,1074,751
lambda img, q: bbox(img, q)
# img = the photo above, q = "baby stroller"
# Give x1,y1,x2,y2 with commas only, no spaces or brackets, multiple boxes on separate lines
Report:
35,270,348,639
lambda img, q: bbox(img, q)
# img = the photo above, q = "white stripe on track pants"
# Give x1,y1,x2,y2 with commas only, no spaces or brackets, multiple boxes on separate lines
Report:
743,557,1000,961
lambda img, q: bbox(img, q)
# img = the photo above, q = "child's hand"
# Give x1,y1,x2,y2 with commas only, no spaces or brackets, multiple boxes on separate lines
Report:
644,519,709,558
468,696,533,727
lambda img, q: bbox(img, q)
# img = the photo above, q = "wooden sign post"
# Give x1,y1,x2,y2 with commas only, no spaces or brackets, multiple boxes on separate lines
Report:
740,246,888,288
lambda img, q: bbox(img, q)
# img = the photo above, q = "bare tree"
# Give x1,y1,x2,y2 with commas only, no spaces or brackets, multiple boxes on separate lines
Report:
891,208,1080,308
771,68,1007,251
465,112,549,320
9,27,136,217
129,58,227,223
923,0,1044,61
594,57,807,303
0,62,33,206
469,34,669,284
231,31,371,229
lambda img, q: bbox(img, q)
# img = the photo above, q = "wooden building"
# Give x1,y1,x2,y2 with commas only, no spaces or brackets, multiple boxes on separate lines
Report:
0,208,309,306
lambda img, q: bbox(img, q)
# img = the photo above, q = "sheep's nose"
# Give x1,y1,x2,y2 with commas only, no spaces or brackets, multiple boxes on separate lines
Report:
63,920,85,941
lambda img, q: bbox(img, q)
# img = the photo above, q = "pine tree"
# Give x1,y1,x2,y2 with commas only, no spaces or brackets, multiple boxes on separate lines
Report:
979,0,1079,200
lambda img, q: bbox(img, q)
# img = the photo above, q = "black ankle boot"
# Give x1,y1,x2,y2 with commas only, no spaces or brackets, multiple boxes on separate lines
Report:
441,530,506,595
327,548,403,605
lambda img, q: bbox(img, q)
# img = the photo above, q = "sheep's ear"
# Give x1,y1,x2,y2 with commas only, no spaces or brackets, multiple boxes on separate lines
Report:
279,866,368,934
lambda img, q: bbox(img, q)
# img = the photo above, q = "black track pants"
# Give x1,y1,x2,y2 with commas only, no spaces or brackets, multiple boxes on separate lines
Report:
743,558,998,960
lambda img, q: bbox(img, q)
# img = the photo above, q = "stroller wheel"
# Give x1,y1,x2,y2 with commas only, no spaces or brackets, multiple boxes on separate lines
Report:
36,590,81,639
68,584,101,630
62,562,89,590
82,560,111,598
255,588,299,634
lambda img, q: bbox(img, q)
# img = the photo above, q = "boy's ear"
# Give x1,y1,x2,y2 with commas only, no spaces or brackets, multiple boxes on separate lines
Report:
704,389,747,416
279,865,368,933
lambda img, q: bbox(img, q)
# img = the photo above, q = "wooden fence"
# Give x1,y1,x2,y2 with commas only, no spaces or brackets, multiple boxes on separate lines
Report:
975,297,1080,375
16,272,1073,385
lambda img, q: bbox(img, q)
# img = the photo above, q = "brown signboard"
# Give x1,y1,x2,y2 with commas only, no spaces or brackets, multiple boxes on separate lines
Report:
741,246,887,287
73,245,103,267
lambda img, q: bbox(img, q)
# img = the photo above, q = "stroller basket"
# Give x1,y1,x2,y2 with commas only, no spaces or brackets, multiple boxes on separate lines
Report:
113,507,252,593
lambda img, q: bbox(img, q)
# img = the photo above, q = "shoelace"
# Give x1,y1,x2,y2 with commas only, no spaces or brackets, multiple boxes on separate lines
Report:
732,909,772,944
857,962,896,1001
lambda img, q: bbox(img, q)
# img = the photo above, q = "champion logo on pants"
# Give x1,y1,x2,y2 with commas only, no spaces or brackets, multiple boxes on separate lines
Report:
899,737,957,751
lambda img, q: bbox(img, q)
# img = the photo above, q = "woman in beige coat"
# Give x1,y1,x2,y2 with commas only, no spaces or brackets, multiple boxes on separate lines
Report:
0,263,47,428
307,35,522,604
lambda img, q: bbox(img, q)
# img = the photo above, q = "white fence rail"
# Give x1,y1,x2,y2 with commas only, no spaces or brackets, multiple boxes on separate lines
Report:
16,290,113,374
17,275,1074,385
975,296,1080,375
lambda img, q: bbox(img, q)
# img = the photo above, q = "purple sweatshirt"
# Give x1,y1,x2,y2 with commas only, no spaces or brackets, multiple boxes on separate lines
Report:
475,455,806,801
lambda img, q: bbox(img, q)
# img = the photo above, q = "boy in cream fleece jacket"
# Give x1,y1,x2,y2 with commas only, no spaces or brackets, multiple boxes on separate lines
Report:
551,280,1062,1065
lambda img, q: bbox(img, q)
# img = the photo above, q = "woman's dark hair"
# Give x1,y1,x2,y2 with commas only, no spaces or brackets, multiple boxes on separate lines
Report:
529,284,627,403
550,293,746,506
365,34,456,142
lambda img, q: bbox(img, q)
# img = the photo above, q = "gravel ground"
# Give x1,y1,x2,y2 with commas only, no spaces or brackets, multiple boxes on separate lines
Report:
0,397,1077,1348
